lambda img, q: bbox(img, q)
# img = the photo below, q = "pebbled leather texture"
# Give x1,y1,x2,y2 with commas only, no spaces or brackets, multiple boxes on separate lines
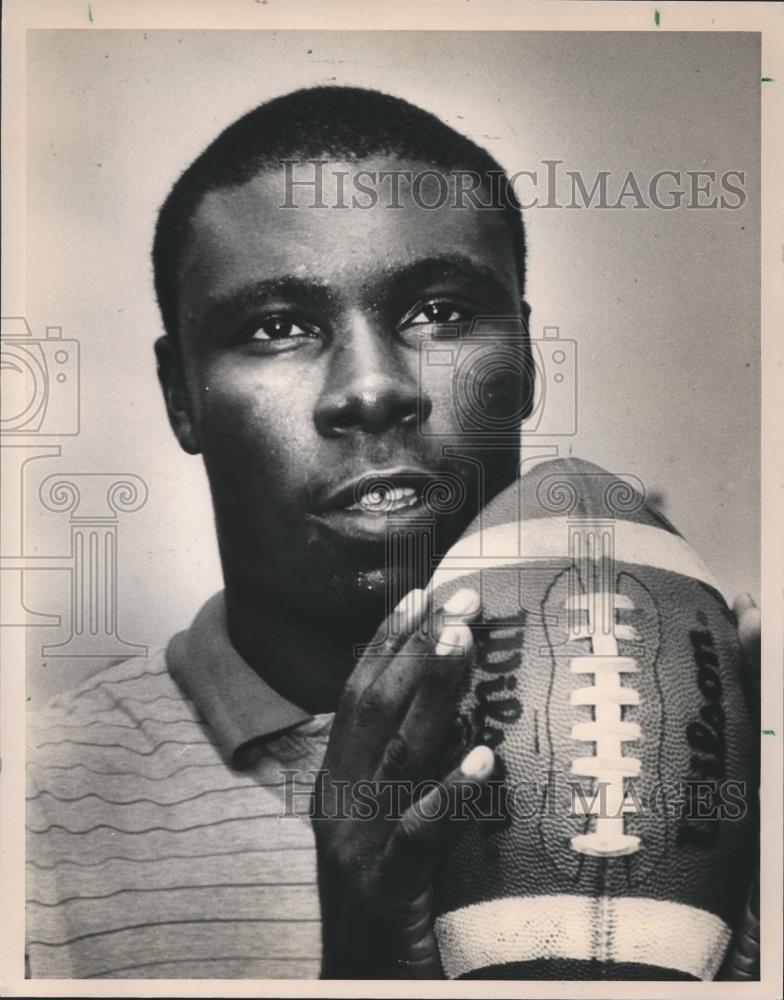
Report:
425,459,757,980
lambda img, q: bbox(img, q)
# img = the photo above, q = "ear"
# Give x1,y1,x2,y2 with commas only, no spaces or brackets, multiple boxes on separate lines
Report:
154,336,201,455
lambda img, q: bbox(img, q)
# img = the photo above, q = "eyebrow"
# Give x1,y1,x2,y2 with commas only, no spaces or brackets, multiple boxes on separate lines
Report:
198,253,518,327
387,254,517,302
199,277,338,327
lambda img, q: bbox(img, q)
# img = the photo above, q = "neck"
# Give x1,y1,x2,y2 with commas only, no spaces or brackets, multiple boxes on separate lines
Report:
224,585,381,714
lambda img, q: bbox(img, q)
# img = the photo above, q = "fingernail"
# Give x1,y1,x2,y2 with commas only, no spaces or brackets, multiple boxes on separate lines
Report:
435,623,471,657
443,587,480,618
739,606,761,633
393,589,425,629
734,592,756,615
460,745,494,780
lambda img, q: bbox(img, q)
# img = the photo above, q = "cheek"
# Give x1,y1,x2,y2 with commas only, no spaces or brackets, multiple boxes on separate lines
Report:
423,344,531,433
191,359,318,473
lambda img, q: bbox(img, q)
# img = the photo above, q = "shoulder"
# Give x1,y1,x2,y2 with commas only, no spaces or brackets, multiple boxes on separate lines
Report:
26,650,215,810
30,649,182,729
25,652,322,979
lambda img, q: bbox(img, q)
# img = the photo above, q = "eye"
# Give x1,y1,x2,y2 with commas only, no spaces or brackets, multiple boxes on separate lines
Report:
404,300,467,327
251,317,314,341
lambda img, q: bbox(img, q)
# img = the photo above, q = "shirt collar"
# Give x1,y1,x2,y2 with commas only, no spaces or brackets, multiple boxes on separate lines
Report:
166,592,312,765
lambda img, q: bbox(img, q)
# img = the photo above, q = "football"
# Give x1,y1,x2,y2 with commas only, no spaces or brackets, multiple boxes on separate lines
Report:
426,457,756,980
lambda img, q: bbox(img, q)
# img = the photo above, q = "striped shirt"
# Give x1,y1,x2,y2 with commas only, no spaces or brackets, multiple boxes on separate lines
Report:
26,593,332,979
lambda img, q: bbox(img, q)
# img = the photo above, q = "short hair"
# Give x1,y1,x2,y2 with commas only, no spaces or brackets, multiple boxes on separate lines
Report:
152,85,526,340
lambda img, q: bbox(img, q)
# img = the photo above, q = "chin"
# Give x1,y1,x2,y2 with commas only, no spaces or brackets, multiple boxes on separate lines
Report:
353,564,427,598
318,562,428,629
341,565,415,605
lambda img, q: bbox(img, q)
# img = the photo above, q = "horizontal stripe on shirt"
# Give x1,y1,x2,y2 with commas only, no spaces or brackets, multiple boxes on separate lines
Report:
27,649,332,980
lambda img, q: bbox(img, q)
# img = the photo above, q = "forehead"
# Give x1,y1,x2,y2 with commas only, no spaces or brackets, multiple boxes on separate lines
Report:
177,158,519,323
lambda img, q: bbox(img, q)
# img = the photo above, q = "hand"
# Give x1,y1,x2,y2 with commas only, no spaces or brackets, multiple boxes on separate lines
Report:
314,587,492,979
718,593,760,980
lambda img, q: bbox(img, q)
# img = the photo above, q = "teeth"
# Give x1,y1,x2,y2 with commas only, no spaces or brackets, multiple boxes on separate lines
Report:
348,486,420,513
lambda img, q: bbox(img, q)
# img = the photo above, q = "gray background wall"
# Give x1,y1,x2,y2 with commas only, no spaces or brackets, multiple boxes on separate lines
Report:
21,30,759,704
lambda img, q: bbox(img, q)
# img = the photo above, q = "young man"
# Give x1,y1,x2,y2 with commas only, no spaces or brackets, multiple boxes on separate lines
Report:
25,86,759,980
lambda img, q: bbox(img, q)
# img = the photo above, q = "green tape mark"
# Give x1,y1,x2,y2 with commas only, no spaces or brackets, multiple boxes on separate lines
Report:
761,77,774,83
761,729,775,735
654,9,660,26
87,4,93,22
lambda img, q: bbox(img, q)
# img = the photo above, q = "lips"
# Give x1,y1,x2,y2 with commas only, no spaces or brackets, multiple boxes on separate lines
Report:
347,484,421,514
310,467,449,545
314,468,438,512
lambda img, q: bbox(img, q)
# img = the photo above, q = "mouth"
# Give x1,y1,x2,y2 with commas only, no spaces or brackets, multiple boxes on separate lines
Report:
346,482,422,514
310,467,459,544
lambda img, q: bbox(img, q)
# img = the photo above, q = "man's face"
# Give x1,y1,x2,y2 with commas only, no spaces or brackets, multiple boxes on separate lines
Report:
160,158,530,629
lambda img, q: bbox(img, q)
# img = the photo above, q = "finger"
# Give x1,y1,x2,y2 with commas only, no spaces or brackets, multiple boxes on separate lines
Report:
440,587,482,626
718,868,760,980
736,606,761,723
432,588,481,653
732,592,756,619
732,592,757,621
330,627,436,780
383,745,496,883
737,606,761,673
342,591,478,764
373,623,474,785
355,588,429,686
328,589,427,755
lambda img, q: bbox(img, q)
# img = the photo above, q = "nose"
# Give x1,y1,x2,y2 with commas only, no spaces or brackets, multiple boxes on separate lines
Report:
314,313,432,438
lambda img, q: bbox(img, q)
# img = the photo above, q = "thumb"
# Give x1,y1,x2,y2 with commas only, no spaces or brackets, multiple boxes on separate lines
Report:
384,745,495,881
718,867,760,980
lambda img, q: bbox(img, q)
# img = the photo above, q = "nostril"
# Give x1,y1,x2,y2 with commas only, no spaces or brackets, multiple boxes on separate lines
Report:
412,395,432,426
314,382,431,437
330,408,357,432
